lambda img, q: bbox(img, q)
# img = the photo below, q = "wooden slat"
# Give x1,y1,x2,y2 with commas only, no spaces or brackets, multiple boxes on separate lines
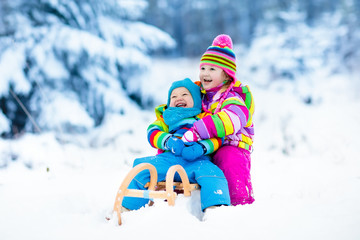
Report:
145,181,200,191
124,189,175,199
112,163,201,225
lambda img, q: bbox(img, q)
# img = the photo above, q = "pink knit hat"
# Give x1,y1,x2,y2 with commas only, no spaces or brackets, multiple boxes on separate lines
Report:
200,34,237,81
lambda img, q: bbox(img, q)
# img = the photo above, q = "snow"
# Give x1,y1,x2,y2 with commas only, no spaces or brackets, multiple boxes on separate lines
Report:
1,13,360,239
0,111,10,133
99,17,176,52
37,91,94,132
0,46,30,95
1,55,360,240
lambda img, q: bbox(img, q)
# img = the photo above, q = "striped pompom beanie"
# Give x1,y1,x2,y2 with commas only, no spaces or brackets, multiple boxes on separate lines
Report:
200,34,236,82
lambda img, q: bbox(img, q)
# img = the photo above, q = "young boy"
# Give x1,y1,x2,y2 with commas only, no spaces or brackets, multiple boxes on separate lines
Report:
121,78,230,211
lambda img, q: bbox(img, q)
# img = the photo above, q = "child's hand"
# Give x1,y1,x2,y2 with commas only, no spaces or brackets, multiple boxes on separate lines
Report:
182,128,201,142
165,137,185,156
182,142,206,161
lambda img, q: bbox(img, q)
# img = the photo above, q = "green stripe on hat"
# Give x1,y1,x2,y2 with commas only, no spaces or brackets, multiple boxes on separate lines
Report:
201,55,236,70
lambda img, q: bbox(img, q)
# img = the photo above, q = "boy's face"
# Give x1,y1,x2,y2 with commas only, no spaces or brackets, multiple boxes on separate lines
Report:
199,64,228,90
169,87,194,108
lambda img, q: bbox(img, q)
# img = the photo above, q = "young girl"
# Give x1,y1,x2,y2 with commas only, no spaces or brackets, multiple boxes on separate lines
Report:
121,78,230,211
182,34,255,206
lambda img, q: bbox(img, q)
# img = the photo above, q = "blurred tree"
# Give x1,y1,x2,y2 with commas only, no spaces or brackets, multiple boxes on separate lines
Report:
0,0,175,136
1,0,359,138
0,0,13,36
143,0,359,57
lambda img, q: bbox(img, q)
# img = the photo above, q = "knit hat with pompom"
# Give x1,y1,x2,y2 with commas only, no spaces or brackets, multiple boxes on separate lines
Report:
200,34,236,81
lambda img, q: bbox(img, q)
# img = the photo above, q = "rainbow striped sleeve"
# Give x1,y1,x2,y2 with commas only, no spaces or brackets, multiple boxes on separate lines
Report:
199,137,223,155
194,97,251,139
147,119,171,150
222,96,252,127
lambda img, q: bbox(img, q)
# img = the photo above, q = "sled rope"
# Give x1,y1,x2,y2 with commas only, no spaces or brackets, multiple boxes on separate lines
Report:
9,88,41,133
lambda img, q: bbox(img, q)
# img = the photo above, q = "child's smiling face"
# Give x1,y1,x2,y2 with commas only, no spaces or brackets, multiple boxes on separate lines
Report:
199,65,229,90
169,87,194,108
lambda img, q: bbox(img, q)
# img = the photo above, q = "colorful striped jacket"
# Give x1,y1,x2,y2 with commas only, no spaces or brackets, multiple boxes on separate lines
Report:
147,104,223,155
193,80,255,152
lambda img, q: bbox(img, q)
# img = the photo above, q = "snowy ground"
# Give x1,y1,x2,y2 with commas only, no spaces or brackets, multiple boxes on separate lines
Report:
1,58,360,240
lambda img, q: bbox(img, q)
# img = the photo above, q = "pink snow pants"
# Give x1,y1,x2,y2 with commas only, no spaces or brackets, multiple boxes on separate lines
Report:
213,145,254,206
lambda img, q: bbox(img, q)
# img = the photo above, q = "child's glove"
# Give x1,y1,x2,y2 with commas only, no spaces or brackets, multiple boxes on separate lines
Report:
182,142,206,161
165,137,185,156
182,127,201,143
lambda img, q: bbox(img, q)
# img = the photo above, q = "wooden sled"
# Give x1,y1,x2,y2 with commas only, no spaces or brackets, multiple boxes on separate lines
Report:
111,163,200,225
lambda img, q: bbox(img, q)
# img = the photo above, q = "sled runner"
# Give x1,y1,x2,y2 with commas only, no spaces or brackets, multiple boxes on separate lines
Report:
111,163,200,225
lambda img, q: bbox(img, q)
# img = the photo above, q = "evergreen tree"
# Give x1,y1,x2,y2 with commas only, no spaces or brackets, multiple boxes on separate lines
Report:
0,0,175,136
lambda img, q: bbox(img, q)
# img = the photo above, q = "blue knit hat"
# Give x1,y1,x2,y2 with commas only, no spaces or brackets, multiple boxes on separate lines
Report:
167,78,201,110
